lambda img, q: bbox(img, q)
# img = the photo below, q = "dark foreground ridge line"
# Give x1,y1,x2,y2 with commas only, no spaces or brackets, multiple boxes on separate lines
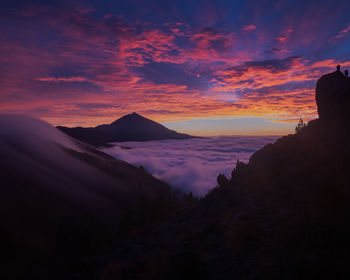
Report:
2,65,350,279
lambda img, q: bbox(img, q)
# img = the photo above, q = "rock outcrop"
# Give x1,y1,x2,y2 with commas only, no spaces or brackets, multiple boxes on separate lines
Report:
316,65,350,127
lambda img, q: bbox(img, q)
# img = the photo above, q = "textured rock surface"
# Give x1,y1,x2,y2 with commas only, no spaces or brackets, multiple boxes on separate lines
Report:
315,66,350,126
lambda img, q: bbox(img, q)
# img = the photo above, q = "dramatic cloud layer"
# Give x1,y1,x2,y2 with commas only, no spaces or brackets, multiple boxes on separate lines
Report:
102,136,278,196
1,0,350,133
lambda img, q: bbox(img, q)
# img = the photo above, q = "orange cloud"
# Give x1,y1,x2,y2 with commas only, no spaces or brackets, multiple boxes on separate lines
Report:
1,3,350,131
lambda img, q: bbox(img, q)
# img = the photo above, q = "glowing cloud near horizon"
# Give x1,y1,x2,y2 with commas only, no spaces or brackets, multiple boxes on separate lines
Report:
0,0,350,134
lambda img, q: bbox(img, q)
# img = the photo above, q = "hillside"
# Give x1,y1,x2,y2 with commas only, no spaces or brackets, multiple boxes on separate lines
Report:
57,112,197,146
3,67,350,280
0,115,174,279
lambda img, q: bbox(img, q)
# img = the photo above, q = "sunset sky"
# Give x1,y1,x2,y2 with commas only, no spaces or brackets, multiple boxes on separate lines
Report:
1,0,350,135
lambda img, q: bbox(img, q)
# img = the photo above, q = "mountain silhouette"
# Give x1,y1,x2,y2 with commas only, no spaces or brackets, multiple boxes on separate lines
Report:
4,66,350,280
57,112,197,146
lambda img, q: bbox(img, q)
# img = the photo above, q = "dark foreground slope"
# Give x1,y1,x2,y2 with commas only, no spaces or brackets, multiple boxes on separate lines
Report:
68,67,350,279
88,124,350,280
0,115,175,279
58,112,196,146
4,68,350,280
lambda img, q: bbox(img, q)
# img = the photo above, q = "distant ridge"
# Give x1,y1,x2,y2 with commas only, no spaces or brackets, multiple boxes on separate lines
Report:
57,112,198,146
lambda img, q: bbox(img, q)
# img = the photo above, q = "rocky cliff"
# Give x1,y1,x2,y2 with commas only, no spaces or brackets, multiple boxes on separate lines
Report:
316,65,350,129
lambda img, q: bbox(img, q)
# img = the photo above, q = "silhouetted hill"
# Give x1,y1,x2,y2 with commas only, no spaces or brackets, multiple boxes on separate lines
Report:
67,66,350,279
57,112,197,146
5,66,350,280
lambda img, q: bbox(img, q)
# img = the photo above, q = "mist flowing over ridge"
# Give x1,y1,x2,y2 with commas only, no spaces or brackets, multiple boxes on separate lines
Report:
0,114,172,225
0,114,173,279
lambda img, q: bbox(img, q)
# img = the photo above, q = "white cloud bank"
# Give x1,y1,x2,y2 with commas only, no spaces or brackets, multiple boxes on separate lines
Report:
102,136,279,196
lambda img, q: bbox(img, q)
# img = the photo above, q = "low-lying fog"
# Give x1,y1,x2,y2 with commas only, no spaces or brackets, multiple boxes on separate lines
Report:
102,136,279,196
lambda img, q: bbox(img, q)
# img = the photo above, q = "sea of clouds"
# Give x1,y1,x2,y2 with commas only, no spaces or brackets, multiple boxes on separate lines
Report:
102,136,279,196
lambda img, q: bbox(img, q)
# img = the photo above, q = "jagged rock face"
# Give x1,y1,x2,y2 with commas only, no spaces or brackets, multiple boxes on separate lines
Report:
316,69,350,125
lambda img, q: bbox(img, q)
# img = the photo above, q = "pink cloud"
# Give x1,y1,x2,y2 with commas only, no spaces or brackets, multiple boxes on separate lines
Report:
1,4,350,129
276,36,286,43
329,24,350,42
35,77,87,82
242,25,256,32
209,58,350,121
275,29,293,43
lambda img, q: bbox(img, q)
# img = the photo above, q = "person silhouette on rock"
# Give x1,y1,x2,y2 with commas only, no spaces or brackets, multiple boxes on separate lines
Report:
337,65,341,72
345,70,349,78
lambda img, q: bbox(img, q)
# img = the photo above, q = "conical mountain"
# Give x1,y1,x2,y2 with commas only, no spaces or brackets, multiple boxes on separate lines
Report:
57,112,197,146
